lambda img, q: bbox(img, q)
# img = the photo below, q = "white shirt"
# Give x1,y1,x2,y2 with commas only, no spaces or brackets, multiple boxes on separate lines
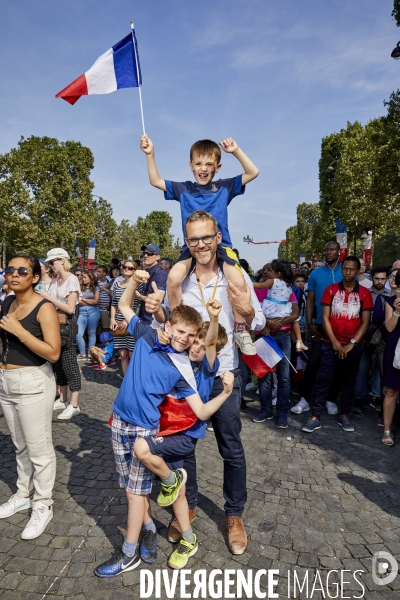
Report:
48,274,82,305
153,269,265,375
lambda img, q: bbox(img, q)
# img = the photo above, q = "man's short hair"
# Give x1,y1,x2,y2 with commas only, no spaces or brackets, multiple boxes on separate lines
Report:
161,257,173,269
371,266,388,278
185,210,218,233
190,139,221,163
169,305,203,331
97,265,107,273
325,240,341,249
197,322,228,353
342,255,360,269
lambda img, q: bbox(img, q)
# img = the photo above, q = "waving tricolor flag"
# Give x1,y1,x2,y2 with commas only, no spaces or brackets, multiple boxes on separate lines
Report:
335,218,348,262
56,31,142,105
242,335,285,379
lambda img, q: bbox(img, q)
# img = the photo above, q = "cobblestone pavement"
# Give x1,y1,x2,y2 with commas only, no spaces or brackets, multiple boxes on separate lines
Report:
1,363,400,599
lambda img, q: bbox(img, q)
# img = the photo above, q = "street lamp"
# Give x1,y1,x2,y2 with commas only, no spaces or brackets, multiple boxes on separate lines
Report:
391,42,400,59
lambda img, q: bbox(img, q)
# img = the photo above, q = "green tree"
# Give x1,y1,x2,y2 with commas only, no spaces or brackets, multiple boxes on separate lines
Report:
372,230,400,266
0,135,95,259
393,0,400,26
114,211,181,262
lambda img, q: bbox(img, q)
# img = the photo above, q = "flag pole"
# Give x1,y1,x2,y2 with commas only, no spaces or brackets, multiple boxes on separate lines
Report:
283,354,297,373
130,20,146,135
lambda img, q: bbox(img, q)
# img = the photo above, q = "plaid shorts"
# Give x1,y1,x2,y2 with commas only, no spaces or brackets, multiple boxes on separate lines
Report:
110,411,158,495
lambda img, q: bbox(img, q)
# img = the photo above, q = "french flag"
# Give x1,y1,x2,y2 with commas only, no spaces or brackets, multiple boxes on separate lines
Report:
87,237,96,269
56,31,142,105
335,218,348,262
242,335,285,379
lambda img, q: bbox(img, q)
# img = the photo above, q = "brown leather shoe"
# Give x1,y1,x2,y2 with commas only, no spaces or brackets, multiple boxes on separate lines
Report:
167,508,196,542
226,516,247,554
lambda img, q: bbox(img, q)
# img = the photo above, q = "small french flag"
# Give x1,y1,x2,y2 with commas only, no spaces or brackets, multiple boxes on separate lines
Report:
242,335,285,379
335,218,348,262
56,31,142,105
87,237,96,269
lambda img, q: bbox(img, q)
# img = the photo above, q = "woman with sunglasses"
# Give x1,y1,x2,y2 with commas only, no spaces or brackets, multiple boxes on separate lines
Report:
36,248,82,420
0,254,60,539
110,260,142,375
76,270,100,360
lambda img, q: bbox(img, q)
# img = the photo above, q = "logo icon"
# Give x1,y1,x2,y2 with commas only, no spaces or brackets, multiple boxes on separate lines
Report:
372,551,398,586
211,184,218,192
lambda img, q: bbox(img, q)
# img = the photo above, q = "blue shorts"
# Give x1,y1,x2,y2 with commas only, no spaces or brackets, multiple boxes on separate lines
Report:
144,433,197,470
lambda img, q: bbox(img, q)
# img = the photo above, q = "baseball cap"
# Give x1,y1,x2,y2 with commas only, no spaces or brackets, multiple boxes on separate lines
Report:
140,243,161,255
99,331,114,343
46,248,70,262
39,258,51,268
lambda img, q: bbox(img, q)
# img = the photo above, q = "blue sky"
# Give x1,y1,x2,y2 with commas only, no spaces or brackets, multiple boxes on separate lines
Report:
1,0,398,269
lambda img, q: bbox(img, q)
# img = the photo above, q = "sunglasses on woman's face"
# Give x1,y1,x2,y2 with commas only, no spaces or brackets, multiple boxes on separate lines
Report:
122,265,135,271
4,266,32,277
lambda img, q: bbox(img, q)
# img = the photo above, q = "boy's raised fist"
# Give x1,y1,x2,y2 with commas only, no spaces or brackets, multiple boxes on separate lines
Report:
219,137,239,154
206,299,222,319
133,270,149,284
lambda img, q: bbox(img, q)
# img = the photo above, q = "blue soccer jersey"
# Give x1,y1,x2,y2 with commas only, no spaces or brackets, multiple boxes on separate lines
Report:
112,316,196,430
184,356,219,440
164,176,245,248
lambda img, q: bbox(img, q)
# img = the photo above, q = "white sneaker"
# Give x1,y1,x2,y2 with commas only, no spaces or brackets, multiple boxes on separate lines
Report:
245,382,258,391
0,493,32,519
53,399,68,411
233,331,257,355
326,401,339,415
255,388,259,395
206,422,214,432
291,397,310,414
57,405,81,420
21,502,53,540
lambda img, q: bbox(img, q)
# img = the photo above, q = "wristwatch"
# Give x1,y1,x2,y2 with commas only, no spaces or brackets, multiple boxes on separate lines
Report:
349,338,357,345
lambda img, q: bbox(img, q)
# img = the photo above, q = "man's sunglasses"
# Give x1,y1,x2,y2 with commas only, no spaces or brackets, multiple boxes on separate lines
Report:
4,266,32,277
122,265,135,271
184,232,218,248
139,252,157,258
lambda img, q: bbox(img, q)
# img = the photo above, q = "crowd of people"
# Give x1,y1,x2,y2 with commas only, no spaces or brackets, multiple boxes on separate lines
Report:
0,132,399,577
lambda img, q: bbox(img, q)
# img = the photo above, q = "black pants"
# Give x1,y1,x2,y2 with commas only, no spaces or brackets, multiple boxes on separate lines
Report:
311,342,364,418
184,374,247,516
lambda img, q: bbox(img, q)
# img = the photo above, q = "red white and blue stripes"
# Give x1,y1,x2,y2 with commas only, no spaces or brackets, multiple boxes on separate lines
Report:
56,32,142,105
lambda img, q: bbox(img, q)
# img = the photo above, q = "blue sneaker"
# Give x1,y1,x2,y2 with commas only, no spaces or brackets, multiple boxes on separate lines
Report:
337,415,354,432
302,418,321,433
276,415,288,429
252,412,273,423
94,549,140,578
140,528,157,563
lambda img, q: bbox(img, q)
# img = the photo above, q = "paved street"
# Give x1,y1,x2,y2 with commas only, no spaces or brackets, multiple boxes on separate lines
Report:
1,363,400,599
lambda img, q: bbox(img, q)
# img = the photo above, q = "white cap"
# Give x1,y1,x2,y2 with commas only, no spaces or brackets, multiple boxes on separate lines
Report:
46,248,70,261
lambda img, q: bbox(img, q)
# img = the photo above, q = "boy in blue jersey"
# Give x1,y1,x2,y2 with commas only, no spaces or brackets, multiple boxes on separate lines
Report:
140,134,259,356
134,298,229,569
94,272,233,578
